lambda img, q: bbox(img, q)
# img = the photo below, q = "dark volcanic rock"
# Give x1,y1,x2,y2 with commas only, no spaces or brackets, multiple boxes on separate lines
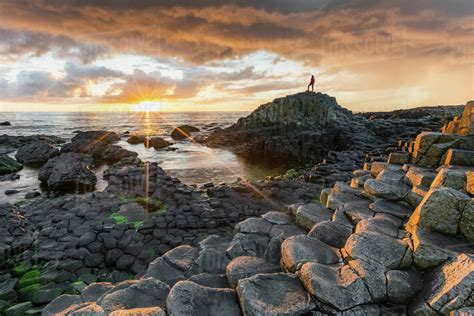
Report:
146,137,171,149
38,152,97,192
15,140,59,166
0,155,22,175
0,121,11,126
62,130,135,163
71,130,120,144
127,135,146,144
171,125,200,139
205,92,357,162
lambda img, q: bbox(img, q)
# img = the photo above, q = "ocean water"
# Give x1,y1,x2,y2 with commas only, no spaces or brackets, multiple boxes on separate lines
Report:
0,112,286,202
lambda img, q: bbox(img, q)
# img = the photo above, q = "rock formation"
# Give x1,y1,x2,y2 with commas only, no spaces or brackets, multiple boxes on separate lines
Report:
0,96,471,315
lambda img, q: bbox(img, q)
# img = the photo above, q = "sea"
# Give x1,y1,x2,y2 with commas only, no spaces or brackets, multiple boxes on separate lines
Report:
0,112,287,203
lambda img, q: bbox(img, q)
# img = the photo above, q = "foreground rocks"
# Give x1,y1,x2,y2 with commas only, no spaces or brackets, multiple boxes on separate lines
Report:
0,96,471,315
38,153,96,192
0,155,22,175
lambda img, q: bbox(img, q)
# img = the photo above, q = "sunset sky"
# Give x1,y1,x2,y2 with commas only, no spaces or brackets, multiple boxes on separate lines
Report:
0,0,473,112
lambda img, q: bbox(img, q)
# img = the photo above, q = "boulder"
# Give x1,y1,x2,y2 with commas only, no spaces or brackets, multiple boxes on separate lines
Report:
386,270,422,304
344,231,410,269
194,235,231,274
406,187,470,236
15,141,59,167
127,135,146,144
408,226,465,269
299,262,372,311
71,131,119,144
237,273,315,315
388,151,411,165
166,280,241,316
38,153,96,192
145,245,198,284
281,235,341,272
355,217,399,238
364,178,410,201
0,121,11,126
307,221,352,248
410,254,473,315
295,203,333,230
100,278,169,313
81,283,115,302
146,137,171,149
171,125,200,140
100,145,138,163
226,233,269,260
0,155,22,175
225,256,280,288
42,294,83,316
369,198,412,219
235,218,272,235
261,211,292,225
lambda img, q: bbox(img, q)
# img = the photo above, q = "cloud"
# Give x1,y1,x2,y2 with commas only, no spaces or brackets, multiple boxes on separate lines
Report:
0,0,472,110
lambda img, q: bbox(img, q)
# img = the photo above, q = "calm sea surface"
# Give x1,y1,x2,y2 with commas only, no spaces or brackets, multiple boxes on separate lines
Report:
0,112,286,202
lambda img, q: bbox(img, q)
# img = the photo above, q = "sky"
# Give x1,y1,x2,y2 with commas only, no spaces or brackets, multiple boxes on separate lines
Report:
0,0,473,112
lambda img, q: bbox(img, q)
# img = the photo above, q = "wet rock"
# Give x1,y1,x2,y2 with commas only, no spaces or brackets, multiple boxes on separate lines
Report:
299,262,372,311
100,278,169,313
171,125,200,140
15,140,59,166
127,135,146,144
237,273,315,315
0,121,11,126
4,189,19,195
72,131,119,144
100,145,138,163
281,235,341,272
24,191,40,199
38,153,96,192
146,137,171,149
226,256,280,288
166,280,241,316
0,155,22,175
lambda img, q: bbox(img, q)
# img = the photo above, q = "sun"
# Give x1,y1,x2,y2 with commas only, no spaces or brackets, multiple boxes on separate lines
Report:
133,101,165,112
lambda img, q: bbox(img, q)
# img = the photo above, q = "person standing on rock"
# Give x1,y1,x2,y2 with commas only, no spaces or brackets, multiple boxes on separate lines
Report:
307,75,315,92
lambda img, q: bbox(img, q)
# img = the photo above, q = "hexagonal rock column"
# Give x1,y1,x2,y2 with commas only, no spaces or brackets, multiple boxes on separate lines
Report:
299,262,372,311
236,273,315,315
281,235,341,272
226,256,280,288
166,280,241,316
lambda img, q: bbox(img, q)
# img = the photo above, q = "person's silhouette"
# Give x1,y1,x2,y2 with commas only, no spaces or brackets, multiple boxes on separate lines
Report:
307,75,315,92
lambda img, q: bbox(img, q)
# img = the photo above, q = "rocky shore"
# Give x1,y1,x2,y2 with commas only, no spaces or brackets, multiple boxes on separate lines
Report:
0,93,472,315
